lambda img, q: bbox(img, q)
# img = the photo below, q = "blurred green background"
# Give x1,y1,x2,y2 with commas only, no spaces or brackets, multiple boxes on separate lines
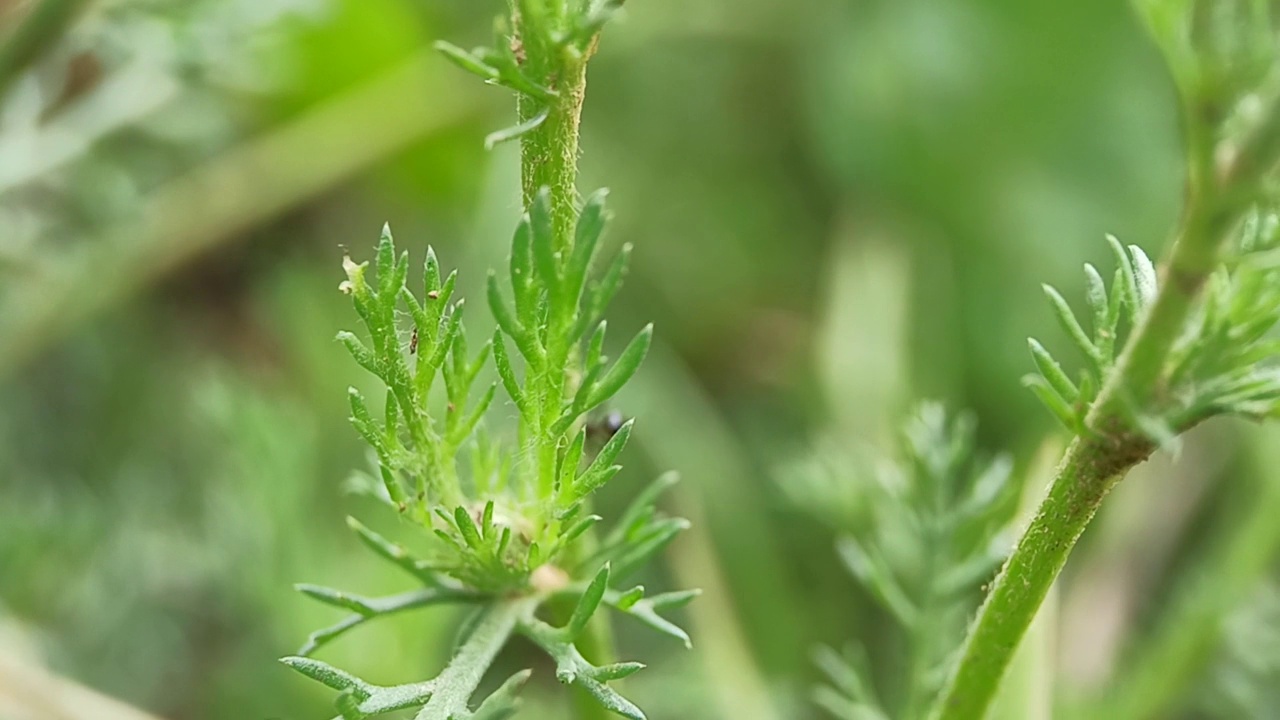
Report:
3,0,1279,718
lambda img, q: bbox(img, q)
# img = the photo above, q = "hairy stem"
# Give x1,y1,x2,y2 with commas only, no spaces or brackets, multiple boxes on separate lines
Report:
989,441,1063,720
0,0,90,106
928,434,1147,720
511,10,617,720
414,599,531,719
927,87,1273,720
518,61,587,248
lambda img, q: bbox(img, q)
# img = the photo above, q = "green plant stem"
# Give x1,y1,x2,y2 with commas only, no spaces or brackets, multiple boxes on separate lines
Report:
989,587,1057,720
990,440,1063,720
414,598,532,720
511,0,589,249
0,0,90,106
518,60,586,248
927,434,1144,720
927,95,1276,720
511,11,615,720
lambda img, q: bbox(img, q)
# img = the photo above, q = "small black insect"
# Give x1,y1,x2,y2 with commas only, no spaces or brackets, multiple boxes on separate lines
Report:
585,409,627,446
409,328,419,354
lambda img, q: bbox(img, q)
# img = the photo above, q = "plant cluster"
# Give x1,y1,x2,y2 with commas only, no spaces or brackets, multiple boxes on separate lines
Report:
789,3,1280,719
1196,583,1280,719
280,2,695,719
791,406,1019,720
925,2,1280,718
1025,209,1280,443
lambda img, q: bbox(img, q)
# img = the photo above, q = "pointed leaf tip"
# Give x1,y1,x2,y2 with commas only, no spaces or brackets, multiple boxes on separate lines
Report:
594,661,646,680
1128,244,1158,308
280,656,364,692
568,563,612,639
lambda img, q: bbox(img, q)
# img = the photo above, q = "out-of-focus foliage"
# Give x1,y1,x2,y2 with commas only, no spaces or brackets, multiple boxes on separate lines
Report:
1195,584,1280,719
788,405,1019,720
0,0,321,251
3,0,1280,719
